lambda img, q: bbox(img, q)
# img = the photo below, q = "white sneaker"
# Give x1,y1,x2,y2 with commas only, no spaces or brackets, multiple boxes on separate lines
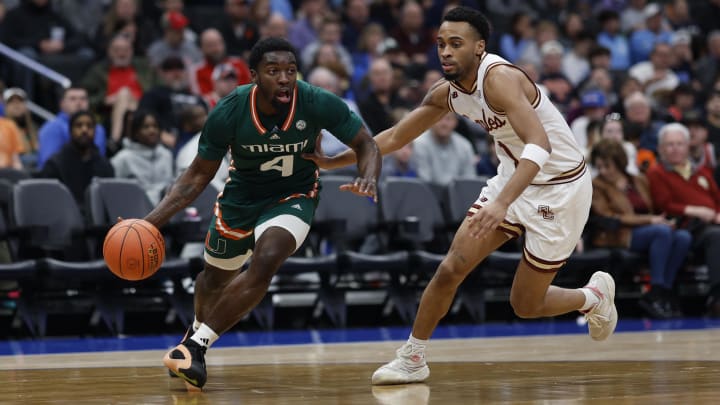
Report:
371,343,430,385
583,271,617,341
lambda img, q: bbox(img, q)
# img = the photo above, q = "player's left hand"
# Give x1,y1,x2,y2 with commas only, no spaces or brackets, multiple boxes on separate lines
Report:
339,177,378,203
466,201,507,239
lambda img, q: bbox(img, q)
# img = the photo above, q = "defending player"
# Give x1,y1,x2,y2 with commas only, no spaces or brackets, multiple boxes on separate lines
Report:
144,38,381,390
304,6,617,385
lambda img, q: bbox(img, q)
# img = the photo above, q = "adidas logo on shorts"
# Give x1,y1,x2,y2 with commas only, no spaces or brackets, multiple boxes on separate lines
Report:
291,204,302,211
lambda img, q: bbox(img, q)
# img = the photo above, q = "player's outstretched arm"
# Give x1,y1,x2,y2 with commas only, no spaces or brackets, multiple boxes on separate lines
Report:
339,126,382,202
304,81,451,169
466,66,551,238
144,156,222,228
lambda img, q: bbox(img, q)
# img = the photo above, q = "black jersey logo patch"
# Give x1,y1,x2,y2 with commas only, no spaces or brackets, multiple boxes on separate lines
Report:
296,120,307,130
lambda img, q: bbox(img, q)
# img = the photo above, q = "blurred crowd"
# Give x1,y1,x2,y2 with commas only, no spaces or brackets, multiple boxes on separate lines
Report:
1,0,720,318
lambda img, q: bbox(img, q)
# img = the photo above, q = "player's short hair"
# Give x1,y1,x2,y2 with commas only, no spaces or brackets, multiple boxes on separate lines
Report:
442,6,491,42
248,37,299,70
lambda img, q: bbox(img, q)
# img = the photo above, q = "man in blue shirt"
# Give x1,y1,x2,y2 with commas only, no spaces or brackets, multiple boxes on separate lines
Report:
37,87,107,169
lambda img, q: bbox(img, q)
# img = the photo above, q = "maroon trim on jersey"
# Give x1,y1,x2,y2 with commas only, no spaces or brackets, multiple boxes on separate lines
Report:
481,63,541,115
496,141,519,167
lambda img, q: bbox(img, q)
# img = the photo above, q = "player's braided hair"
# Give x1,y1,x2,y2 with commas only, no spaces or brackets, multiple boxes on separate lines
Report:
442,6,492,42
248,37,299,70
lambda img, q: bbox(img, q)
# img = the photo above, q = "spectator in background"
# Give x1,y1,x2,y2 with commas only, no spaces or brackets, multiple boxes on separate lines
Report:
499,11,534,64
111,110,174,205
413,112,476,187
519,20,559,69
538,40,565,77
669,30,693,83
591,138,690,319
81,34,155,149
92,0,158,56
666,83,696,122
621,0,648,33
192,28,251,96
219,0,259,59
562,30,592,86
38,111,114,210
705,92,720,154
146,10,202,68
683,112,716,172
476,141,499,177
38,87,107,169
203,63,239,110
350,23,386,93
260,12,288,40
341,0,370,54
2,87,38,168
52,0,105,41
382,143,417,180
0,114,23,169
598,112,639,175
624,91,664,153
596,9,631,71
629,43,679,102
647,123,720,317
176,112,229,193
301,16,354,79
611,76,643,116
1,0,94,96
358,58,406,135
175,104,207,158
694,31,720,92
629,3,673,64
138,56,207,150
389,1,434,65
572,89,610,152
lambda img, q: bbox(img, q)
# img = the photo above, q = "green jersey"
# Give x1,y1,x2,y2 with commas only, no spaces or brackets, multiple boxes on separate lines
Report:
198,80,362,206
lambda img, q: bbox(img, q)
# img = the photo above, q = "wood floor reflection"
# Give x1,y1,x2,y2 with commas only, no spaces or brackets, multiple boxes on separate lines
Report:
2,330,720,404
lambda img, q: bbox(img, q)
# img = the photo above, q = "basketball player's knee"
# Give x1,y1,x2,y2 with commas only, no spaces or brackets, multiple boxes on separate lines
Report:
434,260,467,288
510,295,542,319
247,252,283,287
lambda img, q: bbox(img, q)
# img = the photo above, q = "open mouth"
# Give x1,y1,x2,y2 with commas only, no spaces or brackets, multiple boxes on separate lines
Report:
275,88,291,103
441,62,455,72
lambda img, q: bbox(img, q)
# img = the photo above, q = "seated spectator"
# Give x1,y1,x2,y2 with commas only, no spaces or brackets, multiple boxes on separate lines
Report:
138,56,207,149
624,91,664,154
596,9,630,71
598,113,639,176
2,88,38,168
358,58,407,135
499,11,534,64
381,143,417,181
562,30,592,86
146,11,202,68
301,16,354,79
37,111,114,210
571,89,609,153
81,34,156,149
670,30,694,84
683,112,716,172
203,63,240,110
219,0,259,59
693,31,720,92
666,83,697,122
260,12,289,40
341,0,371,54
175,104,207,157
92,0,158,57
629,43,679,102
647,123,720,317
388,1,434,65
0,115,23,169
413,113,476,187
705,92,720,153
111,111,174,204
629,3,673,64
192,28,251,97
591,138,691,319
38,87,107,169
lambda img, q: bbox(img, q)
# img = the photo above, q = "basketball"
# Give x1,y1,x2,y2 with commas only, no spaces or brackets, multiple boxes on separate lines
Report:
103,219,165,281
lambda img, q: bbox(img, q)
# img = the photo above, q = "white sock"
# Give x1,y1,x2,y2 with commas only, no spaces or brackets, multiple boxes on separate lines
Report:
579,288,600,311
190,323,219,349
407,335,429,350
192,316,201,332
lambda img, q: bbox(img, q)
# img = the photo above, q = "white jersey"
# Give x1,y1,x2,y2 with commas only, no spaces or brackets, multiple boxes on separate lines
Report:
447,52,585,186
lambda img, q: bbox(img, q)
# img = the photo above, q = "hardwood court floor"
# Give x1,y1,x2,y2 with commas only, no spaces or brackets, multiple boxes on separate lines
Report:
2,329,720,404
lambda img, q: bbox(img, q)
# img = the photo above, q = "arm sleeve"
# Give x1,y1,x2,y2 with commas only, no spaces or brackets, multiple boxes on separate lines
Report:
312,89,363,145
197,107,232,161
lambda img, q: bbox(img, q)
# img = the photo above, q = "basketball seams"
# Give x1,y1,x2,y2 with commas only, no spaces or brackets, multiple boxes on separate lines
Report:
104,219,165,281
134,220,165,273
130,226,146,280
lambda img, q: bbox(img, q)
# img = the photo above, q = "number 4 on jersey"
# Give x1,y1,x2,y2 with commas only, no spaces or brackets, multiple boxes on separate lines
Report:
260,155,294,177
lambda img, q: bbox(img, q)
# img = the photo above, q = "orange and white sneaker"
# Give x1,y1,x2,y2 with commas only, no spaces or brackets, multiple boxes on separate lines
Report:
163,340,207,391
583,271,618,341
371,343,430,385
169,325,194,378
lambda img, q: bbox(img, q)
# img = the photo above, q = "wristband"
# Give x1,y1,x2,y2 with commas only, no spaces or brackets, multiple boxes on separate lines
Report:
520,143,550,168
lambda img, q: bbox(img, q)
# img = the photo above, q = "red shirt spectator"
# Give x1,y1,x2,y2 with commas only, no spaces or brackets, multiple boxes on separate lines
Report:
192,28,251,96
106,66,144,100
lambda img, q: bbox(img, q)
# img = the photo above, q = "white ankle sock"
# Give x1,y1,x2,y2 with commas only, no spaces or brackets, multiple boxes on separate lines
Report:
192,317,201,332
407,335,429,350
579,288,600,311
190,323,219,349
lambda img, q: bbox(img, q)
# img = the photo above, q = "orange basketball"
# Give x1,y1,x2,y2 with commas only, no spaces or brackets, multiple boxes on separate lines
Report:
103,219,165,281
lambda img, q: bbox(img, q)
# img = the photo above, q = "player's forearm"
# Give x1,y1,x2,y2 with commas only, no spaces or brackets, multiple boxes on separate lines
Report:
144,172,209,227
326,127,399,169
495,160,540,207
355,138,382,182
